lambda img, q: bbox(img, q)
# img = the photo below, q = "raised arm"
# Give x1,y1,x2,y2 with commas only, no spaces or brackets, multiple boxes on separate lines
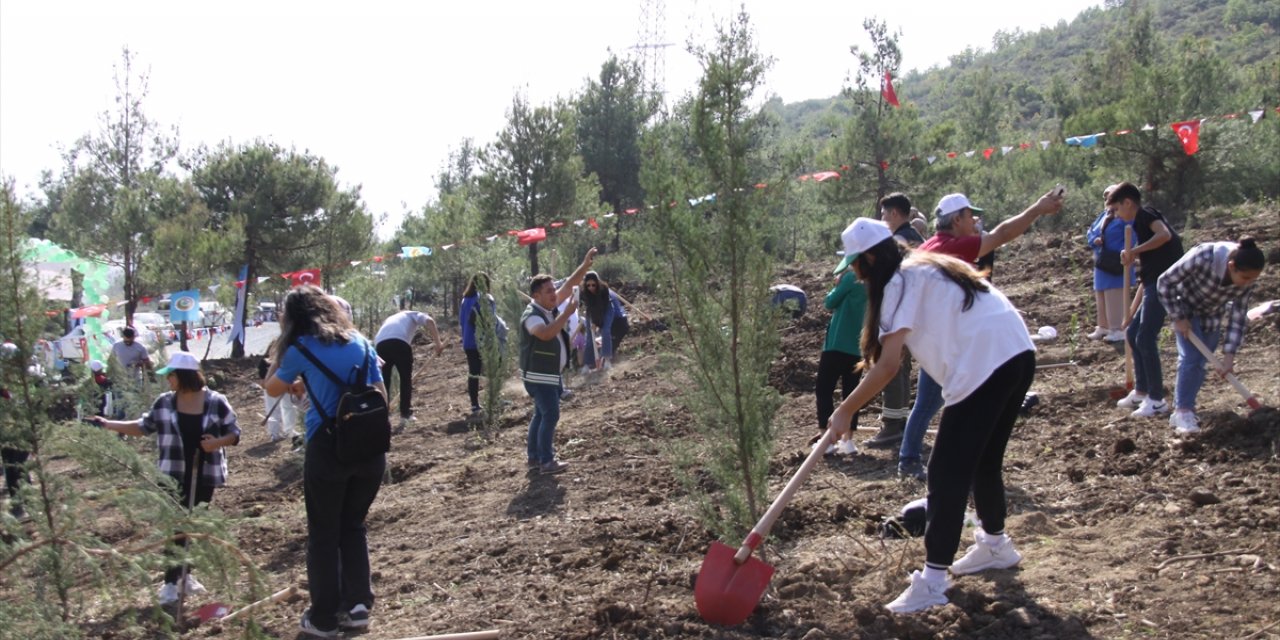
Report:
979,189,1064,258
555,247,598,306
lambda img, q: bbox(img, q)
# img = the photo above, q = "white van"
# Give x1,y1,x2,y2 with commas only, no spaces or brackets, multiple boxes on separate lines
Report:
199,301,228,327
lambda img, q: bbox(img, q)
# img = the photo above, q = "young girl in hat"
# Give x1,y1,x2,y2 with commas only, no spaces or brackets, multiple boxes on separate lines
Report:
826,217,1038,614
95,351,240,605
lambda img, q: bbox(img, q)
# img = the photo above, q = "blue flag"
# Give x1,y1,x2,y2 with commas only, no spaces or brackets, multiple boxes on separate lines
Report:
169,289,202,323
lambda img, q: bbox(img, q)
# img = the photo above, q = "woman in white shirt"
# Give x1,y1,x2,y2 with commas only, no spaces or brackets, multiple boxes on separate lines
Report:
827,218,1037,614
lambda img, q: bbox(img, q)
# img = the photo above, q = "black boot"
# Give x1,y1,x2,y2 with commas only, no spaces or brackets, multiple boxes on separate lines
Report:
865,419,905,449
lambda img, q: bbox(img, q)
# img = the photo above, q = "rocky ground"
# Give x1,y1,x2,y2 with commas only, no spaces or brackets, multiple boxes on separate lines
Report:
27,209,1280,638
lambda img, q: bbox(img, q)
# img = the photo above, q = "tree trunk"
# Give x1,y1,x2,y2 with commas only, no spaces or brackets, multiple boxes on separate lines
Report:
179,320,189,352
528,243,540,277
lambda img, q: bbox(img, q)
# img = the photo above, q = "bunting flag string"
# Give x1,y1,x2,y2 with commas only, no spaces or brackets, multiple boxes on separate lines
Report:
36,103,1271,307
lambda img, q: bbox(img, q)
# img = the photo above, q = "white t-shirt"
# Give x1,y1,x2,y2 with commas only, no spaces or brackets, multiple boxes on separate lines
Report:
523,303,569,371
879,263,1034,406
374,311,433,345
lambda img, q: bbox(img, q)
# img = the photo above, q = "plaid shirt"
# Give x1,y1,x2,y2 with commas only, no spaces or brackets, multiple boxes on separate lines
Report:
1157,242,1255,354
139,390,240,487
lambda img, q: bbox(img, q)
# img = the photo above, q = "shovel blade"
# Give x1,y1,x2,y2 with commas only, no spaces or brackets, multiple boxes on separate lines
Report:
694,541,775,626
196,602,231,622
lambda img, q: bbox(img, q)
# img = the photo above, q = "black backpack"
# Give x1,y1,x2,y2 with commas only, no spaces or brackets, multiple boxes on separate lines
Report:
294,339,391,463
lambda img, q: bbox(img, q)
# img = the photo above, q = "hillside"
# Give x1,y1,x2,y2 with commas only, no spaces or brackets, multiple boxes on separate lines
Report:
53,207,1280,638
767,0,1280,139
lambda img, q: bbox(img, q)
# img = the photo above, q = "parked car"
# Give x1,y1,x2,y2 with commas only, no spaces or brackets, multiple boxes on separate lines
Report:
56,323,117,362
131,312,175,344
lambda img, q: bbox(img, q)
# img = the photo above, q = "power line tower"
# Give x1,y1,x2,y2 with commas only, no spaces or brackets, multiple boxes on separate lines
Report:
632,0,672,106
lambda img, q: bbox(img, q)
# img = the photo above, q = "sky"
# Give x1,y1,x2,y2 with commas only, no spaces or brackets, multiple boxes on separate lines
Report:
0,0,1101,237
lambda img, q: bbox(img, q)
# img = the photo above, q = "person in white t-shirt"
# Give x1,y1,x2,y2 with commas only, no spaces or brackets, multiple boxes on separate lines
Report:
826,218,1036,615
373,310,443,430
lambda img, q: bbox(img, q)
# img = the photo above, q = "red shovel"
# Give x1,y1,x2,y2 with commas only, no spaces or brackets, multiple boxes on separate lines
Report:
695,427,835,626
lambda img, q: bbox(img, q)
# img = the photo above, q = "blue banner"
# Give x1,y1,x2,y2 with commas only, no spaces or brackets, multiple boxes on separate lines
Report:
169,289,201,323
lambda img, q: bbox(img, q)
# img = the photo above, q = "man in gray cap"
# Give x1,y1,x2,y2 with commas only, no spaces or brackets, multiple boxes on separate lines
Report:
896,188,1064,480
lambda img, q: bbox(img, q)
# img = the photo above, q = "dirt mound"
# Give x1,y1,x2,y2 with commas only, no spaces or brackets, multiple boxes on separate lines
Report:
46,210,1280,638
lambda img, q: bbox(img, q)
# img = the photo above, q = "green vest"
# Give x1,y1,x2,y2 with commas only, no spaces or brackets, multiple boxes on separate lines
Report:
519,303,568,386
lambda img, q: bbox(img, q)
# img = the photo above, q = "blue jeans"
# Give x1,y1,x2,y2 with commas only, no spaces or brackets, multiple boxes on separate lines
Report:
1174,318,1220,412
1126,283,1167,401
899,368,944,465
525,382,561,464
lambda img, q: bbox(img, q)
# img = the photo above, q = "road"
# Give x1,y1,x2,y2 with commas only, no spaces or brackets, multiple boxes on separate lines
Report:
164,322,282,361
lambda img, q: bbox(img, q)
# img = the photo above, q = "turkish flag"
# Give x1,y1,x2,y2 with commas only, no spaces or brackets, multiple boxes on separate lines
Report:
517,227,547,246
881,71,900,107
1171,120,1201,155
289,269,322,288
983,148,994,160
589,218,599,229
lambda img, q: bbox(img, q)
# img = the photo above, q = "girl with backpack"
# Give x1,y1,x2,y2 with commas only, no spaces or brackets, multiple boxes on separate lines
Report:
265,285,386,637
825,218,1039,614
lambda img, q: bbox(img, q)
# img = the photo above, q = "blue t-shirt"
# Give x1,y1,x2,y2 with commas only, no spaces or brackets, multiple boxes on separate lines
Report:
275,334,383,441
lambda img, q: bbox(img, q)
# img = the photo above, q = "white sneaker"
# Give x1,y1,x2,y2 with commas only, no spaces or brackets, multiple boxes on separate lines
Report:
811,440,837,456
950,530,1023,575
885,570,950,614
184,574,207,595
1130,397,1170,418
1116,390,1146,409
1170,411,1200,434
1103,330,1126,342
1086,327,1108,340
835,439,858,455
157,582,180,605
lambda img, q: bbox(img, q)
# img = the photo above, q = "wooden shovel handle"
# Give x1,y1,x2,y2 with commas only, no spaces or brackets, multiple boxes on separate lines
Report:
220,586,298,623
732,428,835,564
387,631,500,640
1122,226,1134,387
1184,332,1263,410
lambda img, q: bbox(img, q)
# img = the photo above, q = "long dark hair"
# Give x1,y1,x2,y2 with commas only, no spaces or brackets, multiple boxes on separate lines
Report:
580,271,611,327
856,240,990,365
274,285,356,361
463,272,491,298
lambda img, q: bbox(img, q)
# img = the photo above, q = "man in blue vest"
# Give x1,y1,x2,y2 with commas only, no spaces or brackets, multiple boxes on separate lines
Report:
519,247,597,475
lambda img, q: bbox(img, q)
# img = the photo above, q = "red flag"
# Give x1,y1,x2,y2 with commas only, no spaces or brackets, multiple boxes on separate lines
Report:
946,152,957,159
881,71,900,107
1171,120,1201,155
516,227,547,246
372,255,384,262
623,208,639,215
812,171,841,182
289,269,322,288
983,148,994,160
550,221,565,228
879,161,889,171
589,218,599,229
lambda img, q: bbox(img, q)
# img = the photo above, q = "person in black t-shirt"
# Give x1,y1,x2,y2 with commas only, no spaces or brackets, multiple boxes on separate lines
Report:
1107,182,1182,419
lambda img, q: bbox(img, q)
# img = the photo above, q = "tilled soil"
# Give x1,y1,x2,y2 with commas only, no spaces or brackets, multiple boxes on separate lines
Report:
61,210,1280,638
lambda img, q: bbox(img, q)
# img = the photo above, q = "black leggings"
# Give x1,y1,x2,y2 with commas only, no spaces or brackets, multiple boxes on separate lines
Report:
164,480,215,584
465,348,483,409
3,447,29,500
376,339,414,419
924,350,1035,570
815,350,861,431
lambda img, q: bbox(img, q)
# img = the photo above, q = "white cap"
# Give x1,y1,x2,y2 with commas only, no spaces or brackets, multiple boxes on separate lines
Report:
934,193,984,228
156,351,200,375
89,359,105,372
834,218,893,274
